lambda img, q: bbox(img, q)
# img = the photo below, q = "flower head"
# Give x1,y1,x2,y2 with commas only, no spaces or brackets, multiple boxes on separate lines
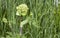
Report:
16,4,29,16
2,17,7,23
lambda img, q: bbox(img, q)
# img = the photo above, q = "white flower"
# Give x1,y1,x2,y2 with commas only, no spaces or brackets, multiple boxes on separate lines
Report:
16,4,29,16
16,11,20,16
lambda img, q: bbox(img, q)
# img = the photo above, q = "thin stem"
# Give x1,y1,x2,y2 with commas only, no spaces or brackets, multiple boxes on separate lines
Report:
20,27,23,36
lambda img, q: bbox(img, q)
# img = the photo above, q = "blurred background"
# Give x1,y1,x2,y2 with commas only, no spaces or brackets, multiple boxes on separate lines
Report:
0,0,60,38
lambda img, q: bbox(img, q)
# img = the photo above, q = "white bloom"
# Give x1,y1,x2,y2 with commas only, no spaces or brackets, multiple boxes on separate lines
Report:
16,4,29,16
16,11,20,16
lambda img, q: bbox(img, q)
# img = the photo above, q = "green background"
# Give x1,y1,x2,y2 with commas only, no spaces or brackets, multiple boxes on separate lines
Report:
0,0,60,38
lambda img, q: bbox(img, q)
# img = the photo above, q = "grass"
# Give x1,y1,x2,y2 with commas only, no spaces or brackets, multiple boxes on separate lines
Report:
0,0,60,38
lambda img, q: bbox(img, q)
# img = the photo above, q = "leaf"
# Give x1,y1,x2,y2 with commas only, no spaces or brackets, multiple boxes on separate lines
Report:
20,18,28,27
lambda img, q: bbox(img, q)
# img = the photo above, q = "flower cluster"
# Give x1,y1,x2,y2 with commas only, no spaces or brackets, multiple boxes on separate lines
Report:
16,4,29,16
2,17,7,23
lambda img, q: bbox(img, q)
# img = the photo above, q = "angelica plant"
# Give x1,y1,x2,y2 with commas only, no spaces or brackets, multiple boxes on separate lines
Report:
16,4,32,36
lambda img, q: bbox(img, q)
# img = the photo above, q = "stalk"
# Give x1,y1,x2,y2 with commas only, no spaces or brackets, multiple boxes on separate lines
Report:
20,25,23,36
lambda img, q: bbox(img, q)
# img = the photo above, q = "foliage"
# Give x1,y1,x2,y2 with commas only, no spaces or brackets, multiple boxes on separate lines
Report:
0,0,60,38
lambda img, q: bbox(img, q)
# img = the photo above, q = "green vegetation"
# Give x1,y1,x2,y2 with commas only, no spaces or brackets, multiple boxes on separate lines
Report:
0,0,60,38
